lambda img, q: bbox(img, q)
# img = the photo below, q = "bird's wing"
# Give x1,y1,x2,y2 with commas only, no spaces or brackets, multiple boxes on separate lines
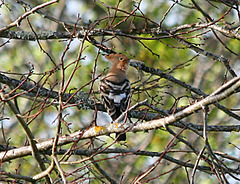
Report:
100,78,130,120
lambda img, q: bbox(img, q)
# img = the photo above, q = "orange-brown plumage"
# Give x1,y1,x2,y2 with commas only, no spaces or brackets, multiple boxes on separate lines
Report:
99,53,131,141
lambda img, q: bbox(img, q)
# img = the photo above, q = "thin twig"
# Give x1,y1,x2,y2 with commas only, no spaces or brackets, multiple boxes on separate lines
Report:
0,0,58,33
1,95,51,183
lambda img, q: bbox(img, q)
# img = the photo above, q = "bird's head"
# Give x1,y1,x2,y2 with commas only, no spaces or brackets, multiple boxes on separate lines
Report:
104,53,130,71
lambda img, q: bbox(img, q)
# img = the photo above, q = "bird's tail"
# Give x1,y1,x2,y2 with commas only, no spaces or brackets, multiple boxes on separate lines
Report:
111,108,127,141
116,133,126,141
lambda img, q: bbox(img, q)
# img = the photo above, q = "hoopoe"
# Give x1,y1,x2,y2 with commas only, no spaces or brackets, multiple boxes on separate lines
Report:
99,53,131,141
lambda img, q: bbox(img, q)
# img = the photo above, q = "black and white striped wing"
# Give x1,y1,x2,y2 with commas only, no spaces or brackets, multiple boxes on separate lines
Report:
99,78,130,120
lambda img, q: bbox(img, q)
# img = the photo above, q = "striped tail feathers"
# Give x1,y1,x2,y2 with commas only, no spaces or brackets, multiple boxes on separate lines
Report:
99,78,130,141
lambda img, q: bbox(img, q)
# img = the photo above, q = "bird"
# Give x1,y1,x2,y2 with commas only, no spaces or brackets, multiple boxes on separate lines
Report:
99,53,131,141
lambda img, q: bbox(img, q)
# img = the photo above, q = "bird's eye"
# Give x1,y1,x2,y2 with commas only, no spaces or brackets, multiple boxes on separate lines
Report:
119,57,123,61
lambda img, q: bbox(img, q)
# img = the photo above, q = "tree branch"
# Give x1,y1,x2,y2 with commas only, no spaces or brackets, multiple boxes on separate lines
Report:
0,0,58,33
130,60,240,120
1,76,240,163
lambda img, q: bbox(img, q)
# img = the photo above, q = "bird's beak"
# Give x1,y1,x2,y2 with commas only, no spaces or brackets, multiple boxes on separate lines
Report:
130,59,145,65
130,59,143,63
